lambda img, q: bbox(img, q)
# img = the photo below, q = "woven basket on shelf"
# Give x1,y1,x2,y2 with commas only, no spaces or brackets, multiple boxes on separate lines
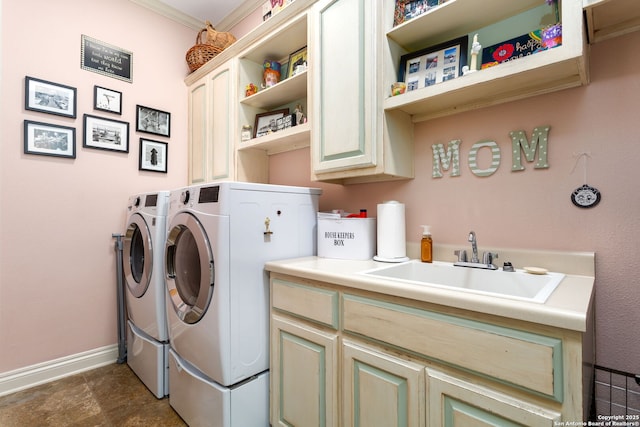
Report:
204,20,236,50
185,29,224,72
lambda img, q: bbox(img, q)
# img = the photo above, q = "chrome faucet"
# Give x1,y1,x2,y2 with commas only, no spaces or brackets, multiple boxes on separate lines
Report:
468,231,479,263
453,231,498,270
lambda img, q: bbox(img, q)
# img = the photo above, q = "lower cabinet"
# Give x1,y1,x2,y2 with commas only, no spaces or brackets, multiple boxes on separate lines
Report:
269,274,591,426
343,340,425,427
270,315,339,427
426,369,560,427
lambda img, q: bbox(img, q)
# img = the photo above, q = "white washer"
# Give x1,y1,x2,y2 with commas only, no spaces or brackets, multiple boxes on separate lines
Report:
164,182,320,427
123,191,170,398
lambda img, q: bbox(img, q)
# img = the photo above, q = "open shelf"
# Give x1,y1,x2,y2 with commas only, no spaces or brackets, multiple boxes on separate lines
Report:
387,0,545,50
237,122,311,155
583,0,640,43
384,44,588,122
240,70,307,109
383,0,588,122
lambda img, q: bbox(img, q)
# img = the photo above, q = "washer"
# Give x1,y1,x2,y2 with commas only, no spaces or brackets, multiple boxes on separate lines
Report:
123,191,170,398
164,181,320,427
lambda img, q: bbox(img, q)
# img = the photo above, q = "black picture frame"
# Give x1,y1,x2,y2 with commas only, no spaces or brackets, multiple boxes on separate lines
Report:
254,109,289,138
94,86,122,115
23,120,76,159
139,138,168,173
80,35,133,83
136,105,170,137
83,114,129,153
24,76,77,118
398,35,468,91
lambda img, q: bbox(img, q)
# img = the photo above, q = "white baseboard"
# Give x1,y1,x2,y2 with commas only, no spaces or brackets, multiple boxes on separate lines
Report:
0,344,119,397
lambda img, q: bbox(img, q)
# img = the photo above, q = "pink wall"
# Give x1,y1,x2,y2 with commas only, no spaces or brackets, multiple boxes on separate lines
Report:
0,0,193,371
270,31,640,374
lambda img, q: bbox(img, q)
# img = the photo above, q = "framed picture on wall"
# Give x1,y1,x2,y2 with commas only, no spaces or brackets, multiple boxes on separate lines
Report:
83,114,129,153
24,76,77,118
139,138,168,173
398,35,468,91
94,86,122,115
23,120,76,158
136,105,170,137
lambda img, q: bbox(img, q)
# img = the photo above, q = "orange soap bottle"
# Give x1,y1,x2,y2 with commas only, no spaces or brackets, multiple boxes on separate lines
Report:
420,225,433,263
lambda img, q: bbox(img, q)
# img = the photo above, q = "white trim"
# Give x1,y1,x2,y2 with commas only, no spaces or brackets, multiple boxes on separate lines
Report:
129,0,266,31
217,0,265,31
0,345,119,397
129,0,206,30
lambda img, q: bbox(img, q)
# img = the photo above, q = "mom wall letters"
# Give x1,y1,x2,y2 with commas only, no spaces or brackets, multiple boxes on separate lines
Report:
432,126,550,178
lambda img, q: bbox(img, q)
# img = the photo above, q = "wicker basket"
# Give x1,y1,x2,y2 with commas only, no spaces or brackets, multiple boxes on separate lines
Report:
204,21,236,50
186,29,224,72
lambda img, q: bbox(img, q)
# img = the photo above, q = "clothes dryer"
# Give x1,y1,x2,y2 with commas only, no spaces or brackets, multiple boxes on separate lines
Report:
164,181,320,427
123,191,170,398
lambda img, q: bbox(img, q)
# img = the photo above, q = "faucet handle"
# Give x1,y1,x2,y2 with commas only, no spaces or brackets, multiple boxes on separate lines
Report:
454,249,468,262
482,251,498,265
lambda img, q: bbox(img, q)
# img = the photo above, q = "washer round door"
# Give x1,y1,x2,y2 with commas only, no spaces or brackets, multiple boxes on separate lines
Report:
123,213,152,298
165,212,214,324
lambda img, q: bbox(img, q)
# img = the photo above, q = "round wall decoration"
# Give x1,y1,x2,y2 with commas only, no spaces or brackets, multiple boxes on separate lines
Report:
571,184,601,208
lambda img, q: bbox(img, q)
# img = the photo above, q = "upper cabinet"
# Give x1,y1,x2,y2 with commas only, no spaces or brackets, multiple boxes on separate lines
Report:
583,0,640,43
188,60,237,184
185,0,635,186
184,0,316,185
383,0,589,122
310,0,414,184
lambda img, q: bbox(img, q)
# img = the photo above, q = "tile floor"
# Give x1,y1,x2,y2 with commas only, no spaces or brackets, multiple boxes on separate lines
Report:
0,363,186,426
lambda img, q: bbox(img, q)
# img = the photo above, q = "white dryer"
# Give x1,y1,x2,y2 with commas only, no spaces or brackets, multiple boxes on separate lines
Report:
164,181,320,427
123,191,170,398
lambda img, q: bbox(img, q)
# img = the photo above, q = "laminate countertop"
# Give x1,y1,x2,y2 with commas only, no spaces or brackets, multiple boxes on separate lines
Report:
265,256,595,332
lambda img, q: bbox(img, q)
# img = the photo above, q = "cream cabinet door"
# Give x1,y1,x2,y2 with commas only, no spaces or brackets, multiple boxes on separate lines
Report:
311,0,377,173
343,340,425,427
426,368,561,427
271,315,339,427
187,59,236,184
310,0,413,183
188,75,207,184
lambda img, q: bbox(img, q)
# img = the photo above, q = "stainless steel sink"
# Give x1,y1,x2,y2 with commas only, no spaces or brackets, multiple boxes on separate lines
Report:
361,260,564,303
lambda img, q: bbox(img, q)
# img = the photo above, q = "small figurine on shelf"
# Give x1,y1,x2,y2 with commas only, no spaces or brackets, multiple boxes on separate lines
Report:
262,60,281,88
541,0,562,49
245,83,258,97
463,33,481,75
294,104,306,125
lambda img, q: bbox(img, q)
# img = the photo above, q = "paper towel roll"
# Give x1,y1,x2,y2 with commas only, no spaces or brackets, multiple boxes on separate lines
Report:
374,201,409,262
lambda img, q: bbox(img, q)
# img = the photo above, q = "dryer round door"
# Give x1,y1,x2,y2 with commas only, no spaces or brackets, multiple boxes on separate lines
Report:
165,212,214,324
123,213,153,298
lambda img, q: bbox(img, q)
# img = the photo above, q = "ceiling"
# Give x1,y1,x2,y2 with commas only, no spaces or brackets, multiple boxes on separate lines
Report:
131,0,263,30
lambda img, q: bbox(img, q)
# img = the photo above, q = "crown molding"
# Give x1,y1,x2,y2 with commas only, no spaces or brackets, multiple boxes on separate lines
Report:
129,0,207,30
217,0,265,31
130,0,265,32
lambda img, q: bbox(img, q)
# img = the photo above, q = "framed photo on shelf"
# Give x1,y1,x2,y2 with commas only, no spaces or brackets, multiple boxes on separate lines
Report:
139,138,168,173
136,105,170,137
254,109,289,138
398,35,468,91
24,76,77,118
83,114,129,153
94,86,122,115
288,46,307,77
393,0,449,26
23,120,76,159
